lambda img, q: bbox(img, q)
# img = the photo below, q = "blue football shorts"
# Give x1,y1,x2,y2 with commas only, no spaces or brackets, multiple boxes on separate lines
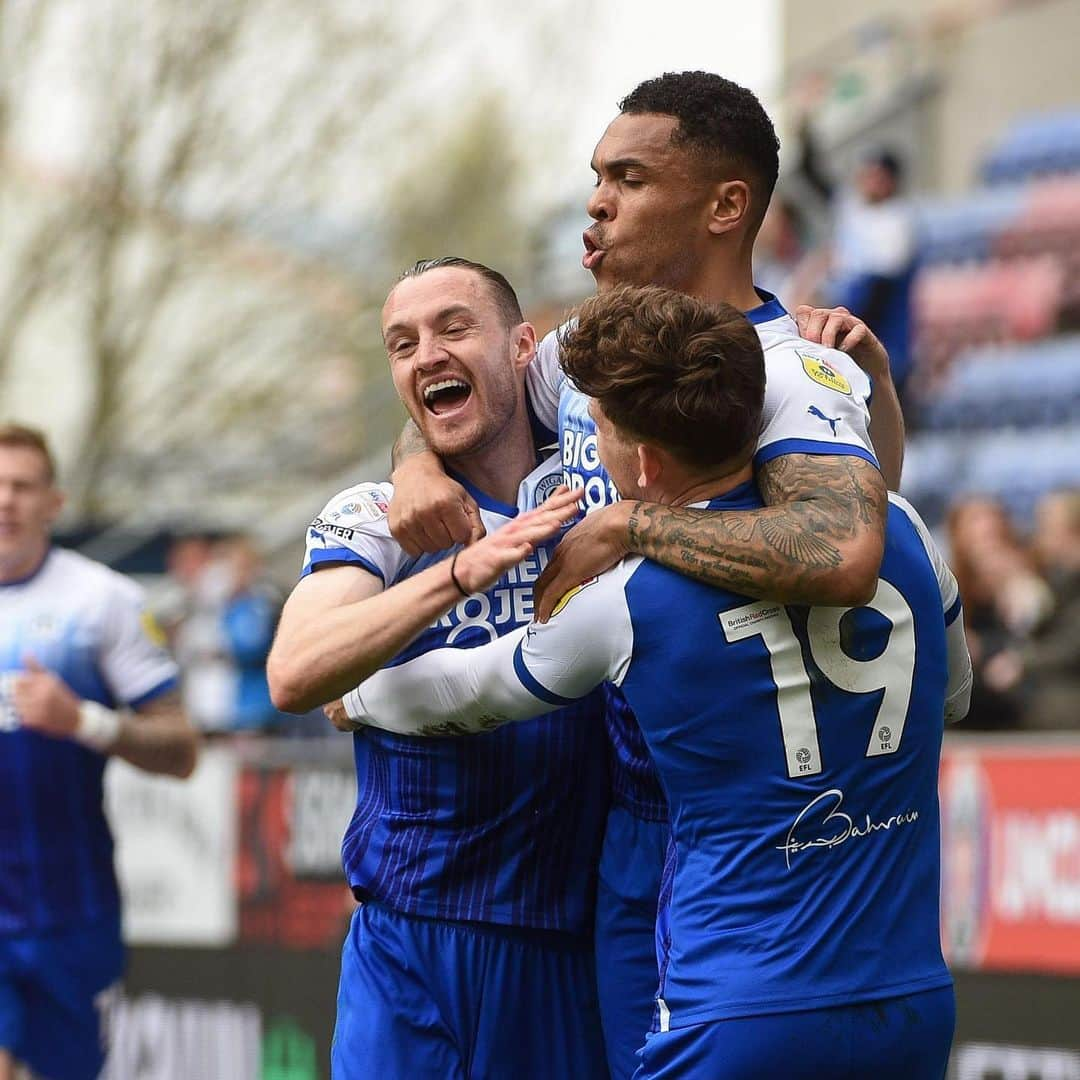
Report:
633,984,956,1080
0,913,124,1080
332,901,609,1079
594,805,670,1080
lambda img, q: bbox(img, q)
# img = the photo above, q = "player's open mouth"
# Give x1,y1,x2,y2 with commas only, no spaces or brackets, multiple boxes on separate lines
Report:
582,231,605,271
422,378,473,416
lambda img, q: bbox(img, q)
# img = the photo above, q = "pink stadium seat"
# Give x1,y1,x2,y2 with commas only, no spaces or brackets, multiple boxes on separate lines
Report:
911,257,1065,394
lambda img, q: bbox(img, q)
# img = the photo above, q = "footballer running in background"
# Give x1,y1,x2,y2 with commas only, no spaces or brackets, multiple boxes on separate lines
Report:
341,285,971,1080
0,423,197,1080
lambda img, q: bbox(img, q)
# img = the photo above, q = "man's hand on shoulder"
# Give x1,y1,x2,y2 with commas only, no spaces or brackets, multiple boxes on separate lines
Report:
533,501,631,622
389,450,485,556
795,303,905,491
13,656,80,739
794,305,890,380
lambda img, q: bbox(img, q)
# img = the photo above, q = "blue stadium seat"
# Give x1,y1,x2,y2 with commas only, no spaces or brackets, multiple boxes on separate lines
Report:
901,426,1080,530
916,186,1027,265
983,112,1080,184
919,337,1080,430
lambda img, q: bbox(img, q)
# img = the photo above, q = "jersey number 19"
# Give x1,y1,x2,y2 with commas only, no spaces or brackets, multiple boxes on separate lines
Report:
720,580,916,778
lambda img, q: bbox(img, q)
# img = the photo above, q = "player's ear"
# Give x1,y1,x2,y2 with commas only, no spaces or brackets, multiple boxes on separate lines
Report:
637,444,662,490
707,179,751,237
45,487,64,525
511,322,537,373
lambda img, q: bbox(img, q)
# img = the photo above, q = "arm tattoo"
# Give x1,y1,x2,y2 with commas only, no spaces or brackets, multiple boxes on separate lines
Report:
391,418,432,470
625,454,887,604
409,713,510,738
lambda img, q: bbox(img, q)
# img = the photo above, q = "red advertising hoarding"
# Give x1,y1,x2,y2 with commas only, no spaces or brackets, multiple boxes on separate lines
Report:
940,740,1080,974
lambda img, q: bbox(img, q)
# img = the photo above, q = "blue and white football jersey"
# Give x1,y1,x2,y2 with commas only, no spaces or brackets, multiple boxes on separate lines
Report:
301,454,608,934
525,289,880,821
345,490,971,1025
0,549,179,934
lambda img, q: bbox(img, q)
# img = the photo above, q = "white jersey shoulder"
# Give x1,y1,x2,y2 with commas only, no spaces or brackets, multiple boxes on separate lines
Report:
525,327,569,433
302,457,563,586
516,555,638,697
754,312,877,466
19,548,178,707
886,492,959,614
302,481,405,585
886,492,972,724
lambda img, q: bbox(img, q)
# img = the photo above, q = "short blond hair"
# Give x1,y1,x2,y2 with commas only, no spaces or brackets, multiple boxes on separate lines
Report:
0,423,57,484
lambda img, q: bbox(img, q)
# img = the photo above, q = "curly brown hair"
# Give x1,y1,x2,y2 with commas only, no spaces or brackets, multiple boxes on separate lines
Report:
559,285,764,471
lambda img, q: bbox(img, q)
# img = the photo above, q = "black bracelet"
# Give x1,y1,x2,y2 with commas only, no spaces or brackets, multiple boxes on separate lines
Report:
449,551,470,598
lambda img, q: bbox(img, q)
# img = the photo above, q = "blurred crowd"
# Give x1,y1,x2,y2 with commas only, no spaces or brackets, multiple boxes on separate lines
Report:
948,488,1080,732
152,533,321,736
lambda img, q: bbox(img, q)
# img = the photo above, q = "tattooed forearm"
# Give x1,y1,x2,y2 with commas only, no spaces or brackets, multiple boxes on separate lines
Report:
626,454,886,605
409,714,509,738
391,418,433,470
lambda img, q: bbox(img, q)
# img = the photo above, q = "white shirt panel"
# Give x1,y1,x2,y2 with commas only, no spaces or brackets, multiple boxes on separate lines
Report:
755,312,878,466
1,548,178,708
524,328,567,434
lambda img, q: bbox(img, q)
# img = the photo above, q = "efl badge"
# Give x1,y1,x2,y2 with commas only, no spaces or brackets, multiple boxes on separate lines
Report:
800,355,852,395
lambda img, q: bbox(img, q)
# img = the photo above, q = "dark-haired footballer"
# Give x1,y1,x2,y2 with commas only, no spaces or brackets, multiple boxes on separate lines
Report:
343,285,971,1080
390,71,906,1079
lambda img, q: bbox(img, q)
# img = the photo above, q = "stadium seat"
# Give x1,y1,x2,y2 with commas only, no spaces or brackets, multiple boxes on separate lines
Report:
916,185,1027,265
918,337,1080,430
910,257,1065,393
901,426,1080,530
982,111,1080,184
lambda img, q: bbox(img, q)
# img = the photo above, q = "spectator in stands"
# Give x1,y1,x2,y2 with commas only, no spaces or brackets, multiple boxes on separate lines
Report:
948,497,1051,730
797,123,917,394
159,533,285,733
160,534,235,732
218,535,282,732
983,489,1080,730
830,150,916,393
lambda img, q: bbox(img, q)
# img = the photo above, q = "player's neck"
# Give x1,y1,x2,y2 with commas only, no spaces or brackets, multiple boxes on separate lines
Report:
664,464,754,508
686,248,761,314
0,538,50,585
445,415,537,509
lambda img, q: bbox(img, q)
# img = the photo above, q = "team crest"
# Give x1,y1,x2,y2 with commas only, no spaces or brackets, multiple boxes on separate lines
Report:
534,472,564,505
799,355,851,395
550,576,598,618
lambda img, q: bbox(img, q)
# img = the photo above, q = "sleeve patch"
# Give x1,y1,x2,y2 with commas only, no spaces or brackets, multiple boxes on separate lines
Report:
139,610,168,648
312,485,392,538
550,576,598,618
800,354,852,395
